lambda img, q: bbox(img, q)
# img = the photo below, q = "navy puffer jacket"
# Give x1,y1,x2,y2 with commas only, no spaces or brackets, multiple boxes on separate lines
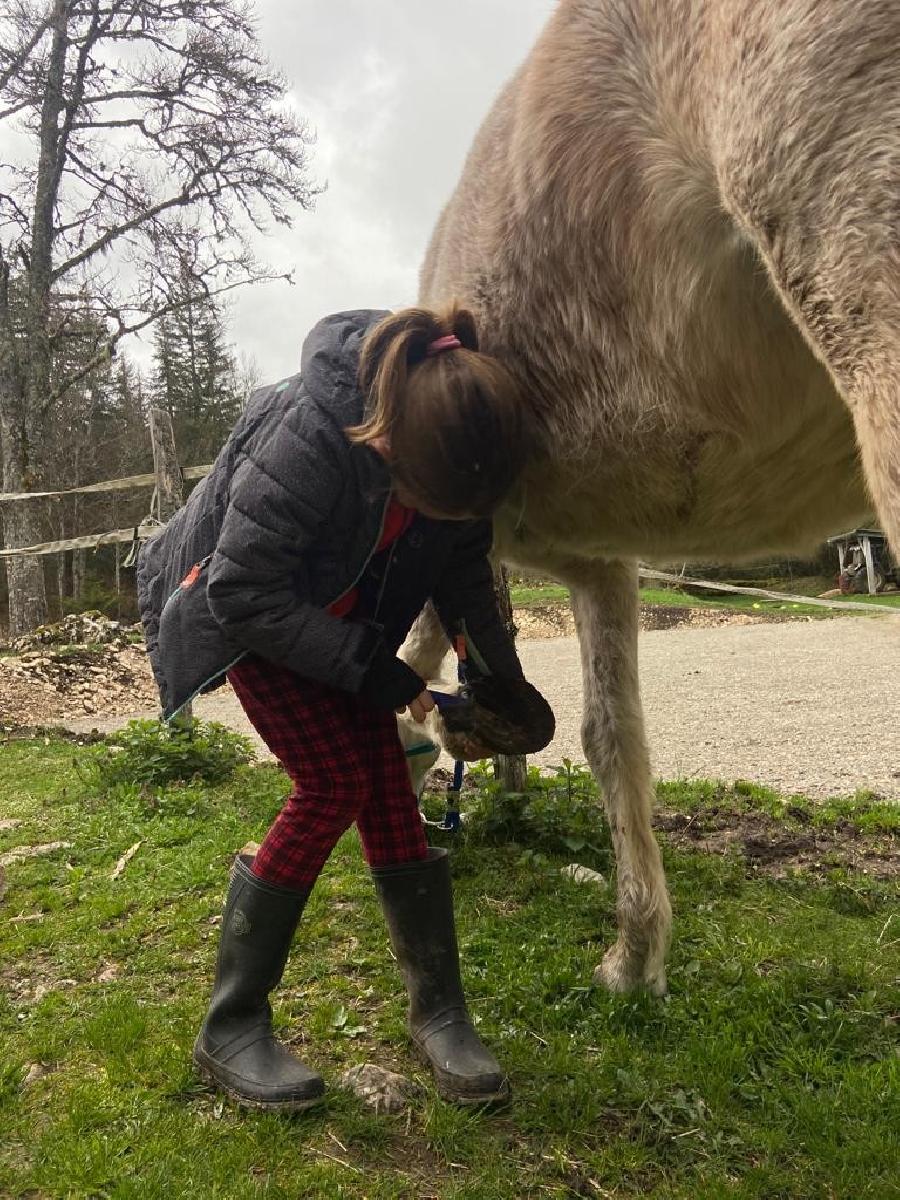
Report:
136,310,522,718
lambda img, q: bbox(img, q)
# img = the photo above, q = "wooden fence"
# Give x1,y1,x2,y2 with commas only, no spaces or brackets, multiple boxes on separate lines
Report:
0,408,210,562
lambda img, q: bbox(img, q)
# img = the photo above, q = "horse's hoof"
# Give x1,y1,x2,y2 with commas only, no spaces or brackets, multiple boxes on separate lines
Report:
594,944,668,997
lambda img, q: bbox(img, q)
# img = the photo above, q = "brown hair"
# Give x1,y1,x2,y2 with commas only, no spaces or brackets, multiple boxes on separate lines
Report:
349,304,527,517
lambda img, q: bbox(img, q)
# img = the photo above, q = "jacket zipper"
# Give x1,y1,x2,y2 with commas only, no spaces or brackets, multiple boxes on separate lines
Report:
325,489,392,613
371,539,397,624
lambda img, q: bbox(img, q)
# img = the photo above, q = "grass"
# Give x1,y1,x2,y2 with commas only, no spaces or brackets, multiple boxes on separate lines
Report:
509,583,572,608
638,586,900,618
510,580,900,618
1,742,898,1199
656,775,900,835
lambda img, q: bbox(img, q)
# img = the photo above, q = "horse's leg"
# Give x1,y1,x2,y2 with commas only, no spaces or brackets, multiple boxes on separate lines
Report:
400,603,452,682
717,5,900,556
567,556,670,995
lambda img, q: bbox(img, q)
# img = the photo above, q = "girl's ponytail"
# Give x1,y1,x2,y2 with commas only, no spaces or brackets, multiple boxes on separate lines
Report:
352,305,479,444
350,303,526,517
450,307,478,353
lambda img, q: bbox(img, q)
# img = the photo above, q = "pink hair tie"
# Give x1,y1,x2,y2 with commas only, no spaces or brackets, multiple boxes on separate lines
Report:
427,334,462,356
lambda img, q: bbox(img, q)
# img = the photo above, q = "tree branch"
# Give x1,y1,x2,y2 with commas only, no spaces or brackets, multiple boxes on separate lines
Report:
0,12,54,94
39,269,288,413
49,0,105,210
51,176,208,283
0,99,33,122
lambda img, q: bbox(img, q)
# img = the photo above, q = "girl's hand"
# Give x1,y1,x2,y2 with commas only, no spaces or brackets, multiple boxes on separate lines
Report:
397,690,436,724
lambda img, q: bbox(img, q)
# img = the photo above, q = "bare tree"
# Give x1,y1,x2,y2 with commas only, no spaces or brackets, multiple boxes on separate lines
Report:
0,0,317,634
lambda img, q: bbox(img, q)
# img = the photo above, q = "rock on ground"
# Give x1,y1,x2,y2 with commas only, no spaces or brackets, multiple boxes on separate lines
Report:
339,1063,424,1113
0,614,158,727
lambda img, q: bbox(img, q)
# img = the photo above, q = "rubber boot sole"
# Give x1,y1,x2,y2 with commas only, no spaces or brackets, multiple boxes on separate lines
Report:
412,1037,511,1108
192,1044,325,1113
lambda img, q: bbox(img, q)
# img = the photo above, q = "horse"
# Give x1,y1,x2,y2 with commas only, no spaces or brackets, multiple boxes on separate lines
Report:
403,0,898,994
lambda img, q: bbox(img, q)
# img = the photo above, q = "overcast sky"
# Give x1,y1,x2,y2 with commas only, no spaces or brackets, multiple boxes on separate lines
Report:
222,0,554,382
0,2,554,381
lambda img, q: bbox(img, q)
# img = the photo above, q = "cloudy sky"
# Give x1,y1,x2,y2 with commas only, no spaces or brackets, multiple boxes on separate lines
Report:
225,0,554,382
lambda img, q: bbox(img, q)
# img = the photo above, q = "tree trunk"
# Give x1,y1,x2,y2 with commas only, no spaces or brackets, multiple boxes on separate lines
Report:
0,262,48,636
1,505,48,636
70,494,84,601
114,496,121,616
72,548,85,601
56,549,66,617
0,0,70,636
0,411,50,636
492,563,529,793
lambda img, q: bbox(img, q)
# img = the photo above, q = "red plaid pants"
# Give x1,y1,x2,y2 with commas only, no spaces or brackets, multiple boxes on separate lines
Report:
227,655,427,888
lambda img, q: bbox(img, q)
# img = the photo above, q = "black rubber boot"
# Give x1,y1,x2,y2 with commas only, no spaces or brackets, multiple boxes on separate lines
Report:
373,847,509,1105
193,854,325,1111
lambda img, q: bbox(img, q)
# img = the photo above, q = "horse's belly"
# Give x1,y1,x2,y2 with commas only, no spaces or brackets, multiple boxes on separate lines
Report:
671,420,869,560
500,375,870,569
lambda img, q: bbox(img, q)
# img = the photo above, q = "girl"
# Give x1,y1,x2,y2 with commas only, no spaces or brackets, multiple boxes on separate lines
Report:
137,305,541,1112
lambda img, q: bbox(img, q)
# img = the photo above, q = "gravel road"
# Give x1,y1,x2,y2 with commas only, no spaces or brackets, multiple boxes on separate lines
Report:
516,618,900,801
66,617,900,801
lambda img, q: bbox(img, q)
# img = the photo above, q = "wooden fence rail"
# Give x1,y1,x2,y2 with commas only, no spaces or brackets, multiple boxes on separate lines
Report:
0,407,211,560
0,464,211,506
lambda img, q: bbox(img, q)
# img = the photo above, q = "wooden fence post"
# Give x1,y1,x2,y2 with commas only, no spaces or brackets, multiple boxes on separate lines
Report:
148,407,184,522
493,563,528,793
149,406,191,720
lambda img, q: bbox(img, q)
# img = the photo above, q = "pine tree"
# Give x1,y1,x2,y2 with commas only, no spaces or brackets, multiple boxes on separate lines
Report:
152,294,243,466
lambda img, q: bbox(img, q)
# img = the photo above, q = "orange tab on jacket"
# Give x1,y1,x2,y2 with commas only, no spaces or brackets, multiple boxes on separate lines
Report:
181,562,203,589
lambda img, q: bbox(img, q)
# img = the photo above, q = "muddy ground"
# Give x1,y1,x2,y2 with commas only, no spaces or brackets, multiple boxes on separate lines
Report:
653,805,898,881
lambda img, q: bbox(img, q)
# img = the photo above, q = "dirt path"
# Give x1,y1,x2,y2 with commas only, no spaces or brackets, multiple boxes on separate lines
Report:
60,616,900,801
522,618,900,801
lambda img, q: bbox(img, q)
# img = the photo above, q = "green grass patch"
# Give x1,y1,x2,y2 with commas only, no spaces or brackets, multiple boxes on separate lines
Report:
657,777,900,835
510,583,571,607
637,586,894,619
88,718,256,791
832,590,900,606
1,742,897,1198
510,581,900,618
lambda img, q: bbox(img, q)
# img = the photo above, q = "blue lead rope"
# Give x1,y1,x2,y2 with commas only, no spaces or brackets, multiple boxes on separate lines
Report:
439,758,464,832
413,634,471,832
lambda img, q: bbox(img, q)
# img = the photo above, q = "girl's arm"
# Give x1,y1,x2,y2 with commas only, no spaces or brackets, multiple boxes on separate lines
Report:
432,521,556,756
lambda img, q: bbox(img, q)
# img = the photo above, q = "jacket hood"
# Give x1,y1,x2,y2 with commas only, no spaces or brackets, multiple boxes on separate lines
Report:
299,308,389,426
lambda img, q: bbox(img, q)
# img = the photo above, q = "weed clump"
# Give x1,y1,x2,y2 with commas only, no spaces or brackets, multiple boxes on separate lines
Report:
451,759,610,864
90,718,255,790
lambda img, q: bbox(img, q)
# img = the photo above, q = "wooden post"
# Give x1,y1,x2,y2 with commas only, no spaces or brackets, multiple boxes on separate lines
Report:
149,406,190,719
493,563,528,793
148,407,184,522
861,534,878,595
113,497,121,616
